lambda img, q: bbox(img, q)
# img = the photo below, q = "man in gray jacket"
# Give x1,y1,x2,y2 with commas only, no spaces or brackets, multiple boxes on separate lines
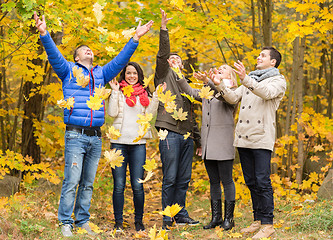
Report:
154,9,200,230
211,47,286,239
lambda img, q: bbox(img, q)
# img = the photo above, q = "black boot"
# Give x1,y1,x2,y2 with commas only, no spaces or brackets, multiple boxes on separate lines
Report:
203,199,223,229
221,200,235,230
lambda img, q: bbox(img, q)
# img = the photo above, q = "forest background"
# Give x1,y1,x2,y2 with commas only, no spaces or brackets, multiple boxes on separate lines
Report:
0,0,332,239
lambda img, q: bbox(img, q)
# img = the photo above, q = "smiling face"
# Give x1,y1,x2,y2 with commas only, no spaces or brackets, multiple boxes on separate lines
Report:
256,49,276,70
124,65,139,85
74,45,94,64
218,65,232,79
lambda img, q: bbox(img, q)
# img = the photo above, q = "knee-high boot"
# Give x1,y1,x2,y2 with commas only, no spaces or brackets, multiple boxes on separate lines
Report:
203,199,223,229
221,200,235,230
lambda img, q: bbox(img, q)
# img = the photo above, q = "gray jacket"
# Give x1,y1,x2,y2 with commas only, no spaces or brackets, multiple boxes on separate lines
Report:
177,78,236,160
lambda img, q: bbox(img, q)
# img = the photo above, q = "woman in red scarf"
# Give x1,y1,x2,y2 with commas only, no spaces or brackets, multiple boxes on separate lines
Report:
107,62,165,232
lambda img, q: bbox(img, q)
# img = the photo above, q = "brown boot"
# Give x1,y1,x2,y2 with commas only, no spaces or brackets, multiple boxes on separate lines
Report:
240,220,261,233
252,224,275,239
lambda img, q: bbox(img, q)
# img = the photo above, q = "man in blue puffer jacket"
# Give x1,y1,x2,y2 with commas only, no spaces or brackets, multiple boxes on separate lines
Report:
34,12,153,237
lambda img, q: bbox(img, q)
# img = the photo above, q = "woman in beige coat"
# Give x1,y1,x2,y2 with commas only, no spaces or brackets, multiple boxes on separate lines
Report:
176,65,237,230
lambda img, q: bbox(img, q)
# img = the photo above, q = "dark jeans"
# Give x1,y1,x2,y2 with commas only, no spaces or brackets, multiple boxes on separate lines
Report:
159,131,194,221
237,147,274,224
111,143,146,222
204,159,235,201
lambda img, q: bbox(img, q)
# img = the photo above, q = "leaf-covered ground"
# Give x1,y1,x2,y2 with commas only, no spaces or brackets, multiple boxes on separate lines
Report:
0,140,332,239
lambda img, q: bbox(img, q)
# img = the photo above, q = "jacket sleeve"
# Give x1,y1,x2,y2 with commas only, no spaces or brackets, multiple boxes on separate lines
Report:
154,29,170,86
176,78,202,101
107,90,120,117
241,74,287,100
145,91,159,116
40,31,70,81
215,81,243,104
103,38,139,84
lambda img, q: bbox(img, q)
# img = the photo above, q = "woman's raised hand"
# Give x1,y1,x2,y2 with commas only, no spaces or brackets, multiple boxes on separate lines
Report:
109,79,120,91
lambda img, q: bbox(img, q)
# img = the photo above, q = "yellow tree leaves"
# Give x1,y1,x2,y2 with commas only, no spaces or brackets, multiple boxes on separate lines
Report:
57,97,75,109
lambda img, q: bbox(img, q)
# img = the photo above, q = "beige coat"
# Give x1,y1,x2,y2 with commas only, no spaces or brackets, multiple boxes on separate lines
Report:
216,73,286,151
107,90,159,143
177,78,236,160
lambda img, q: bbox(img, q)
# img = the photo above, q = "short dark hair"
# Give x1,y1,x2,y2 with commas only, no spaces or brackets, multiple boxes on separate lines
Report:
73,45,90,62
169,52,183,63
263,47,282,68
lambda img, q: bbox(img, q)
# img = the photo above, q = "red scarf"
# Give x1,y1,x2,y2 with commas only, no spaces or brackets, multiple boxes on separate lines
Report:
119,80,150,107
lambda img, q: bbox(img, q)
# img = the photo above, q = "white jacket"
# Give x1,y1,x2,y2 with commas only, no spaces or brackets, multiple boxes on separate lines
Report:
216,73,286,151
107,90,159,144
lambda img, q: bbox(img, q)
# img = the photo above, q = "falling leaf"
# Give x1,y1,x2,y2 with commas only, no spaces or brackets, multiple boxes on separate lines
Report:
122,28,136,39
148,224,168,240
106,126,121,140
144,74,154,88
158,129,168,140
172,108,188,121
76,74,90,88
137,113,153,125
313,145,324,152
104,149,124,169
158,90,176,104
198,86,214,100
106,46,116,57
86,95,103,111
183,132,191,140
72,66,83,78
57,97,75,110
171,66,183,79
93,2,105,24
95,84,111,100
170,0,185,10
164,100,177,113
143,159,158,172
189,64,195,73
138,171,154,183
160,204,182,218
122,85,134,97
310,156,319,162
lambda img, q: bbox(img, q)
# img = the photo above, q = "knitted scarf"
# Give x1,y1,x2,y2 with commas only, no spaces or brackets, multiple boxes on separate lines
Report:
248,67,280,82
119,80,149,107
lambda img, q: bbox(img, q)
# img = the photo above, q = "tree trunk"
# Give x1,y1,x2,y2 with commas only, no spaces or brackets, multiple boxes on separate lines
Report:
259,0,272,46
327,47,333,119
251,0,257,49
295,36,306,184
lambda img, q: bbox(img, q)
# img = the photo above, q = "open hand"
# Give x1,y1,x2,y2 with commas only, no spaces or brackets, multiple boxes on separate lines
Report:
133,20,154,41
193,71,209,84
34,11,47,36
160,8,172,30
109,79,119,91
234,60,246,81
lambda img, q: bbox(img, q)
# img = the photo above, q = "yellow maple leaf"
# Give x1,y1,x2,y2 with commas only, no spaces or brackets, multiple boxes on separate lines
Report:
143,159,158,172
137,113,153,125
95,84,111,100
313,145,324,152
72,66,83,79
106,126,121,140
122,27,136,39
171,66,184,79
144,74,154,88
137,171,154,183
164,100,177,113
122,85,134,97
76,227,88,234
86,95,103,111
148,224,168,240
310,156,319,162
183,132,191,140
158,129,168,140
106,46,116,57
104,149,124,169
57,97,75,110
227,231,242,238
76,74,90,88
160,204,182,218
158,90,176,104
198,86,214,100
172,108,188,121
93,2,105,24
215,226,224,237
181,231,194,239
88,222,104,233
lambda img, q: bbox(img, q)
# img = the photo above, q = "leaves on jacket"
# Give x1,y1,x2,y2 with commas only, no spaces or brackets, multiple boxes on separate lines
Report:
86,95,103,110
57,97,75,110
198,86,214,100
172,107,188,121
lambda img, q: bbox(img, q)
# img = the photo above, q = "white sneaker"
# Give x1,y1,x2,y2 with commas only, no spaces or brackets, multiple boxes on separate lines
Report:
81,222,97,236
61,224,73,237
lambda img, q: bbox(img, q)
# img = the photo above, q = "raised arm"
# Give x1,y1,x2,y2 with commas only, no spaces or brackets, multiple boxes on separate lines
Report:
154,9,173,85
34,12,70,81
234,61,286,100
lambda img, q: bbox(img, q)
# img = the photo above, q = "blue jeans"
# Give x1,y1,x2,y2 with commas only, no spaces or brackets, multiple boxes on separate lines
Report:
111,143,146,222
237,147,274,224
58,130,102,227
159,131,194,221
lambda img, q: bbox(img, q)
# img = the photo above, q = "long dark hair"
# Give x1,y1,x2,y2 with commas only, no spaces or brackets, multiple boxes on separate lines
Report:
118,62,151,96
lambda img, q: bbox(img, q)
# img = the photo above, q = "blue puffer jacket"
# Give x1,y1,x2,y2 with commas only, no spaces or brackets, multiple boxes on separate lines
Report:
40,31,138,127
